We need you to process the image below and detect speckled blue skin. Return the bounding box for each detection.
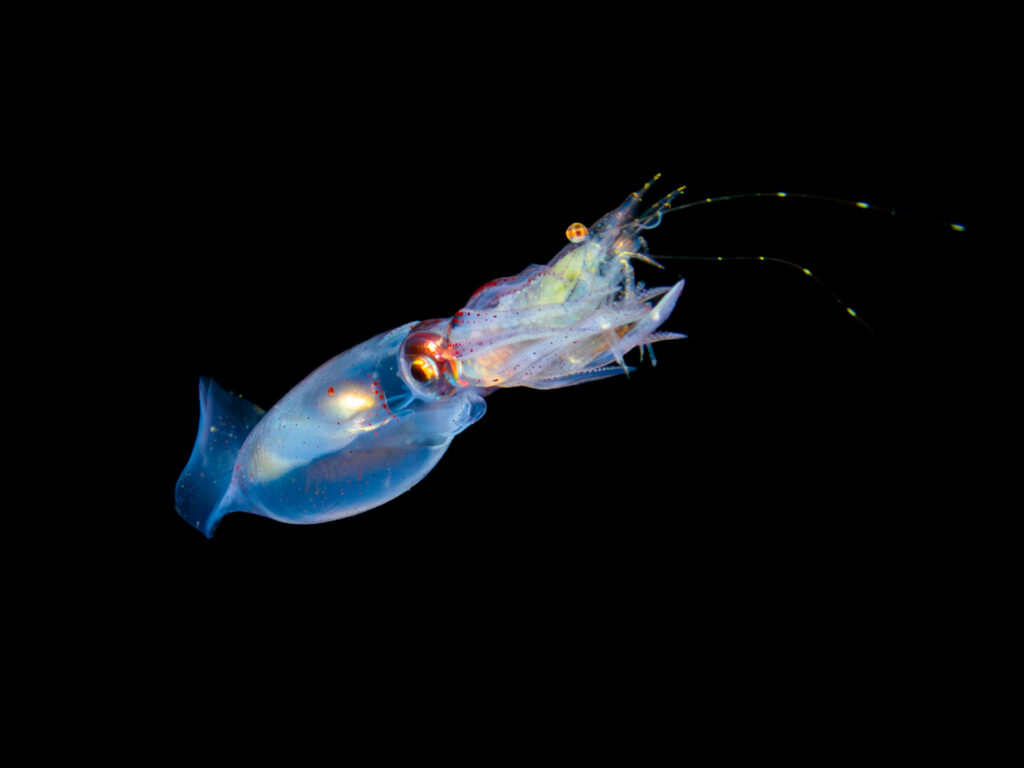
[175,324,486,537]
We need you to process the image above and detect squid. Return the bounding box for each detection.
[176,177,687,536]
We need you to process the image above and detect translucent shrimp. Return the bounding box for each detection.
[176,176,688,536]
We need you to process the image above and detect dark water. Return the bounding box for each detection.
[77,48,972,753]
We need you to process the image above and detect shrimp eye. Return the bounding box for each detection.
[399,331,459,400]
[565,222,589,243]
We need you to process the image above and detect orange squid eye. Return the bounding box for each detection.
[409,356,438,384]
[399,331,459,400]
[565,222,589,243]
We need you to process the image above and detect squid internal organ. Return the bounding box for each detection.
[176,178,686,536]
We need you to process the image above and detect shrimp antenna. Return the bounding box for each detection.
[654,253,873,331]
[662,191,967,233]
[647,188,967,332]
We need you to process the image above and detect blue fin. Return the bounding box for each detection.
[175,377,265,538]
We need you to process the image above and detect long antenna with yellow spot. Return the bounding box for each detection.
[647,188,967,332]
[656,253,871,330]
[664,191,967,233]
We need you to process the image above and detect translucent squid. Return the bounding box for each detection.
[176,177,687,537]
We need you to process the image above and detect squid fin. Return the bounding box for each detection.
[175,377,265,538]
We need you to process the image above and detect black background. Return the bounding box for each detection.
[144,163,968,573]
[137,114,969,573]
[73,20,975,754]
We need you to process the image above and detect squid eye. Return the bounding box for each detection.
[565,222,589,243]
[399,331,459,400]
[409,356,439,384]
